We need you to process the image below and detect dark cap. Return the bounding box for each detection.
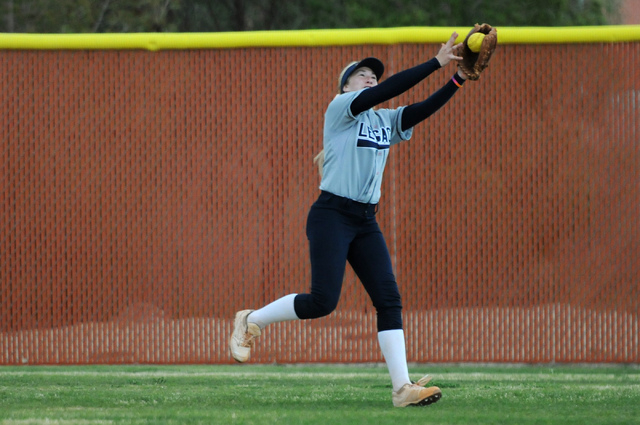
[339,57,384,93]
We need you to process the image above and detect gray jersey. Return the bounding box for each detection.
[320,89,413,204]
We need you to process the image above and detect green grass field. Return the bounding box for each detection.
[1,364,639,424]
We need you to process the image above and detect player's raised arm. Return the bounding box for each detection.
[349,32,462,116]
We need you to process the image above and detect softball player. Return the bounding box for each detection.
[230,32,466,407]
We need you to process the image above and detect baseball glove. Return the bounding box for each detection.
[453,23,498,81]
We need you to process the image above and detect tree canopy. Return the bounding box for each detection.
[1,0,623,33]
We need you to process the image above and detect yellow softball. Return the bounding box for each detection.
[467,32,485,53]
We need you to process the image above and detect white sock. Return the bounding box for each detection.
[247,294,299,329]
[378,329,412,392]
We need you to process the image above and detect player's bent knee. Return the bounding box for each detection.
[293,293,338,320]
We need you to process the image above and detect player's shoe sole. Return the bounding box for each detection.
[229,309,261,363]
[406,389,442,406]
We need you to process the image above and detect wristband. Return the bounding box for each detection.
[451,74,464,88]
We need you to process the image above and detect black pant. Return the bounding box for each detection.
[293,191,403,331]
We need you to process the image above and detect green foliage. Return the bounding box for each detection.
[99,0,183,32]
[0,0,623,33]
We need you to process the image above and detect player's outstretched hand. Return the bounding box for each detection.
[435,32,463,67]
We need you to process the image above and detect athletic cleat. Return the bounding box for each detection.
[392,375,442,407]
[229,309,261,363]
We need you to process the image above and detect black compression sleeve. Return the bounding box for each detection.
[350,58,442,116]
[400,73,465,131]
